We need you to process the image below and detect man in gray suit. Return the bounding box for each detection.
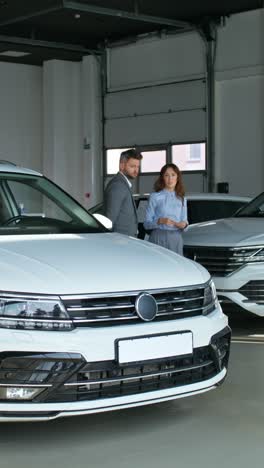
[104,148,143,237]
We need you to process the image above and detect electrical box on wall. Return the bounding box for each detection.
[217,182,229,193]
[83,137,90,150]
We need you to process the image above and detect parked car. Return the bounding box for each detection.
[90,193,251,239]
[183,191,264,317]
[0,162,230,421]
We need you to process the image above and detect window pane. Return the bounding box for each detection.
[106,148,129,174]
[106,148,166,174]
[141,150,166,173]
[172,143,206,171]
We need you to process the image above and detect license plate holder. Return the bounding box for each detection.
[116,331,193,364]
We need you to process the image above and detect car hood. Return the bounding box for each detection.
[0,233,209,295]
[183,217,264,247]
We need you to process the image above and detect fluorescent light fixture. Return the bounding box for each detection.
[0,50,31,57]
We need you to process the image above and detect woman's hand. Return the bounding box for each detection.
[158,218,188,229]
[158,217,175,226]
[175,221,188,230]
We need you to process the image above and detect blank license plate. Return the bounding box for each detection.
[117,332,193,364]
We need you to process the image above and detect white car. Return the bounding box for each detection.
[183,192,264,316]
[0,162,230,421]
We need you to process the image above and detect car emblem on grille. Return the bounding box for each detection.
[135,293,157,322]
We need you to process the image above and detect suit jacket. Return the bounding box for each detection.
[104,172,138,237]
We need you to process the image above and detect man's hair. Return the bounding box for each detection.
[120,148,143,162]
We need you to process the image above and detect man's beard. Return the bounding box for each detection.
[124,171,135,180]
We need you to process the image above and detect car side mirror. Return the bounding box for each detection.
[93,213,113,230]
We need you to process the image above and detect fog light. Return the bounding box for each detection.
[0,386,43,400]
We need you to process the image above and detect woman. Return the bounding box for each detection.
[144,163,188,255]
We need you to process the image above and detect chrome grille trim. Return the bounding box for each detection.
[60,283,208,326]
[67,304,134,312]
[184,245,264,277]
[64,360,212,387]
[239,280,264,304]
[71,306,204,324]
[61,283,206,301]
[72,316,138,323]
[67,295,205,314]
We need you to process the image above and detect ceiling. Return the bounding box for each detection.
[0,0,262,66]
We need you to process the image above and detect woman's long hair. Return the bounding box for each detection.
[154,163,185,200]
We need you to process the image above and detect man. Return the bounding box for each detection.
[104,148,143,237]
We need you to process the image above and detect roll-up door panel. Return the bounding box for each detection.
[105,80,205,119]
[105,109,206,147]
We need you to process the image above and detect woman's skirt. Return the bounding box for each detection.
[149,229,183,255]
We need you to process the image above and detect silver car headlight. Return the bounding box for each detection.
[203,279,218,316]
[0,294,73,331]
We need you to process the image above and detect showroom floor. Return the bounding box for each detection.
[0,312,264,468]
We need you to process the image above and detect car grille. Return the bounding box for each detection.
[60,286,207,327]
[53,347,218,402]
[0,329,230,403]
[239,280,264,303]
[184,246,264,277]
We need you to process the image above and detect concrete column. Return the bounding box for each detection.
[81,55,103,209]
[43,59,83,202]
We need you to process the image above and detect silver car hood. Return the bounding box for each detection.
[183,217,264,247]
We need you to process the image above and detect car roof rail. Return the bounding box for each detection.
[0,160,17,166]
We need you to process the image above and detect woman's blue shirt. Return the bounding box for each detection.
[144,190,188,231]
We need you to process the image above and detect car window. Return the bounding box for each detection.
[88,202,104,215]
[187,200,247,224]
[0,173,106,235]
[235,192,264,217]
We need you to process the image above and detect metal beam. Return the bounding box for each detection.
[0,34,99,54]
[198,23,217,192]
[0,2,64,27]
[63,0,191,29]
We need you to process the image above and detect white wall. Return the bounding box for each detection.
[215,9,264,78]
[215,75,264,197]
[43,60,83,202]
[0,57,103,207]
[0,62,42,171]
[43,57,103,207]
[214,9,264,197]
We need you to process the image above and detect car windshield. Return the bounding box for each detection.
[234,192,264,218]
[0,172,106,235]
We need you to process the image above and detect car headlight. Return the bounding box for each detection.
[203,279,218,316]
[0,294,73,331]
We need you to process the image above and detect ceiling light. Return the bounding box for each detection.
[0,50,31,57]
[74,13,81,19]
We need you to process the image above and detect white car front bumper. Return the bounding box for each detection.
[0,306,230,421]
[214,263,264,316]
